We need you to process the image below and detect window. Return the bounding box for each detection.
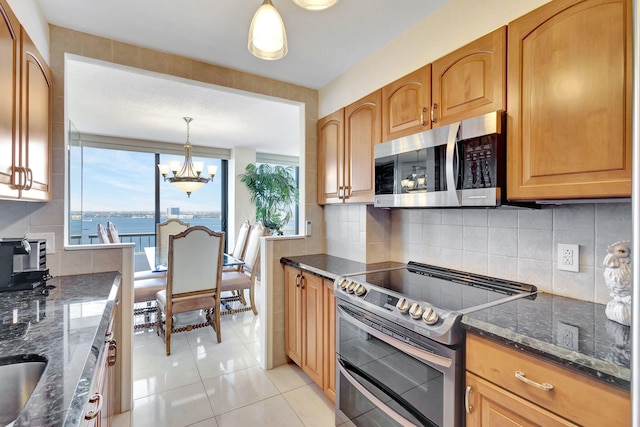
[68,123,227,272]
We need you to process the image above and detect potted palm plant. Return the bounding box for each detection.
[239,163,299,235]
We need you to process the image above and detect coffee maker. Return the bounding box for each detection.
[0,238,51,292]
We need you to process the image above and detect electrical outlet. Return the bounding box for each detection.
[557,243,579,272]
[556,322,579,351]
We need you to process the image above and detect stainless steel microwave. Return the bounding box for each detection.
[374,111,506,208]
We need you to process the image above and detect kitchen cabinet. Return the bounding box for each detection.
[465,333,630,427]
[318,91,380,204]
[322,279,336,401]
[0,0,52,201]
[381,65,431,141]
[284,266,336,401]
[284,266,324,386]
[507,0,632,200]
[0,0,20,199]
[81,305,119,427]
[317,109,344,204]
[431,26,506,127]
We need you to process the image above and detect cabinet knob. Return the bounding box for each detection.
[108,338,118,366]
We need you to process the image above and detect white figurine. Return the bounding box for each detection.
[603,240,632,326]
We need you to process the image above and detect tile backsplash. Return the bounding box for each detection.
[325,202,632,304]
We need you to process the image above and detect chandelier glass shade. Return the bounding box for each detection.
[248,0,288,60]
[292,0,338,10]
[157,117,217,197]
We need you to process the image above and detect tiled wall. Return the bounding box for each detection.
[325,202,632,304]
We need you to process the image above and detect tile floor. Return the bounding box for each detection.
[114,295,339,427]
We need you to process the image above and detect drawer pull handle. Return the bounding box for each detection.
[515,370,554,391]
[465,386,473,414]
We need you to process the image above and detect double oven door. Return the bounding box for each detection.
[336,300,462,427]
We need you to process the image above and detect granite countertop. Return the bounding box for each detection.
[280,254,630,391]
[461,292,631,391]
[0,272,121,426]
[280,254,405,280]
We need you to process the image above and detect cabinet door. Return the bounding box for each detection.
[344,90,380,204]
[507,0,632,200]
[0,0,20,199]
[381,65,431,141]
[301,272,323,386]
[19,29,52,201]
[432,26,506,126]
[322,279,336,402]
[317,109,344,204]
[465,372,577,427]
[284,266,302,365]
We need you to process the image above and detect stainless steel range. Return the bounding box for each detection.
[334,261,537,427]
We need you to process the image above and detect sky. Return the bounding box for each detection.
[70,146,223,213]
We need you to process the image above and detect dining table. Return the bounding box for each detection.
[143,246,244,272]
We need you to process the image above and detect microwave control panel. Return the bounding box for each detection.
[459,135,498,190]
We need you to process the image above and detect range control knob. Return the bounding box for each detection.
[396,298,410,314]
[347,281,358,294]
[336,278,348,290]
[354,283,367,297]
[422,307,439,325]
[409,303,424,320]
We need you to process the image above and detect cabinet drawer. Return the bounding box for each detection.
[466,333,630,426]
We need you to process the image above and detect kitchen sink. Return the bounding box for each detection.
[0,354,47,426]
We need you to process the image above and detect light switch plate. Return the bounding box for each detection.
[26,232,55,254]
[305,220,312,237]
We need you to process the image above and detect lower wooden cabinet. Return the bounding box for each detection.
[465,333,630,427]
[284,265,336,401]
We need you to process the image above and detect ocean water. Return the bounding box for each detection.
[70,216,222,245]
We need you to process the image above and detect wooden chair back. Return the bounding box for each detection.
[167,226,224,297]
[231,220,251,260]
[107,221,120,243]
[157,219,190,266]
[97,223,110,244]
[241,221,265,278]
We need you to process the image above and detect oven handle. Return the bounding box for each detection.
[338,362,419,427]
[337,305,452,368]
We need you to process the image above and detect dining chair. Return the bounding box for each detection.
[223,219,251,272]
[133,219,191,329]
[220,221,265,316]
[106,221,120,243]
[155,226,225,355]
[97,224,110,244]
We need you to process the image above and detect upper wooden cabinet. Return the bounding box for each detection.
[507,0,632,200]
[381,65,431,141]
[431,26,506,127]
[0,0,20,199]
[318,91,380,204]
[0,0,52,202]
[317,109,344,204]
[19,29,52,201]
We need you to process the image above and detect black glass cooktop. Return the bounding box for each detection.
[346,262,537,314]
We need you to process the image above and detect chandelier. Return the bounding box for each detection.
[157,117,218,197]
[248,0,338,60]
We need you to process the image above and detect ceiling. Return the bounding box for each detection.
[38,0,448,156]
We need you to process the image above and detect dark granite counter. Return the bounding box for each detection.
[461,292,630,391]
[280,254,630,392]
[0,272,120,426]
[280,254,404,280]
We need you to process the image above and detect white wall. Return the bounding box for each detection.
[6,0,50,64]
[318,0,551,117]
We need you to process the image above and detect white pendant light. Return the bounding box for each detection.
[292,0,338,11]
[248,0,288,60]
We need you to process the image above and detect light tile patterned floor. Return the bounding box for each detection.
[114,295,337,427]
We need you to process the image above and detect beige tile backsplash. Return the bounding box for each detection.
[325,202,632,304]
